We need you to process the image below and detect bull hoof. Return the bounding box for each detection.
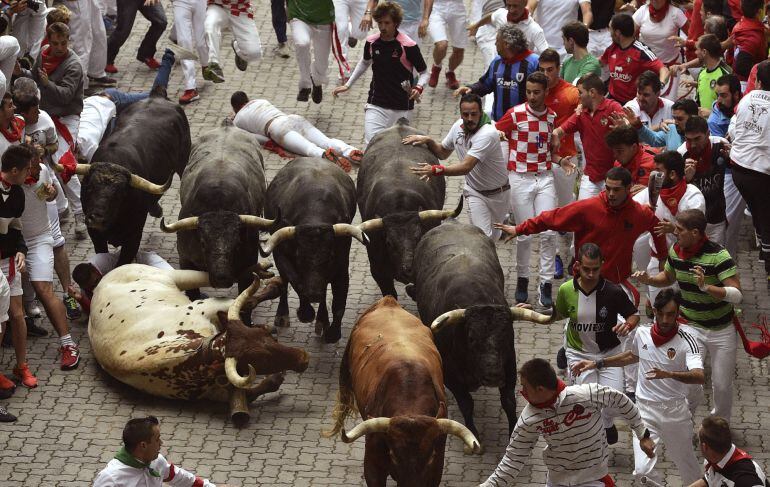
[322,325,341,343]
[274,314,290,328]
[297,304,315,323]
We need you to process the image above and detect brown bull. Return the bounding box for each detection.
[325,297,480,487]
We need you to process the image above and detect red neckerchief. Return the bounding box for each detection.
[0,174,14,189]
[686,139,712,175]
[651,320,679,347]
[707,447,752,472]
[0,117,24,143]
[649,0,670,23]
[41,45,66,76]
[659,178,687,215]
[521,379,566,409]
[501,49,533,65]
[507,8,529,23]
[674,234,708,260]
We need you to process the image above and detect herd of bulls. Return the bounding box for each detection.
[79,95,553,486]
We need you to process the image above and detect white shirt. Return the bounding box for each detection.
[93,454,215,487]
[533,0,589,53]
[728,90,770,175]
[490,9,549,54]
[20,164,54,239]
[78,96,117,162]
[25,110,58,149]
[632,4,687,63]
[633,183,705,248]
[233,99,286,136]
[632,324,703,403]
[442,120,509,192]
[624,96,675,128]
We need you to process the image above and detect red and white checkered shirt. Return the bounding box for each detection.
[495,103,556,173]
[207,0,253,19]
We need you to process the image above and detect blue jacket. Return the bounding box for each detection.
[707,101,731,138]
[638,123,684,151]
[469,53,540,121]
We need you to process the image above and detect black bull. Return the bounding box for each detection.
[81,96,191,266]
[412,220,552,439]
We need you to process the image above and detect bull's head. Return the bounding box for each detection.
[259,223,368,303]
[359,197,463,283]
[161,212,274,288]
[431,305,553,388]
[341,415,480,486]
[63,162,172,231]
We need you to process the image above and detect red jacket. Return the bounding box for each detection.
[614,145,658,186]
[515,191,668,283]
[729,17,768,79]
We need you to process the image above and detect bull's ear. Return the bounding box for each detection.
[216,311,228,332]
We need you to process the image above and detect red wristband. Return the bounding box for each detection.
[431,164,445,175]
[414,85,424,94]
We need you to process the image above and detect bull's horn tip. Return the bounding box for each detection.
[340,429,353,443]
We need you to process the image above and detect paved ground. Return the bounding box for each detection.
[1,2,770,486]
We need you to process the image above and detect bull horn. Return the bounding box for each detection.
[129,173,173,195]
[259,226,296,256]
[332,223,370,246]
[160,216,199,233]
[239,215,275,228]
[224,357,258,389]
[53,162,91,175]
[509,307,555,324]
[436,418,482,455]
[430,309,466,334]
[228,275,262,321]
[340,417,391,443]
[418,196,464,222]
[357,217,384,234]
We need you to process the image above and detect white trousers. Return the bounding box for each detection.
[633,399,702,486]
[428,4,468,49]
[566,345,624,429]
[553,160,578,207]
[688,324,737,421]
[204,5,262,66]
[53,114,83,216]
[578,174,605,200]
[174,0,209,90]
[464,186,509,240]
[67,0,108,80]
[268,114,356,158]
[11,7,46,60]
[476,25,497,117]
[291,19,331,89]
[399,21,420,44]
[724,171,747,259]
[333,0,367,67]
[706,221,726,246]
[364,104,412,144]
[0,36,19,99]
[588,29,612,80]
[509,171,556,282]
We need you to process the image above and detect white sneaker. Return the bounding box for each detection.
[25,302,41,318]
[74,213,87,240]
[275,43,291,59]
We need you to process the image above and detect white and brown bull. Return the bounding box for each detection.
[88,264,309,425]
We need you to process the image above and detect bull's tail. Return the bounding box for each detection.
[322,338,357,438]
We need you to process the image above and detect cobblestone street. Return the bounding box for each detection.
[1,1,769,485]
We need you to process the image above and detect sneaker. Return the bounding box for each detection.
[311,84,323,104]
[347,149,364,164]
[179,89,200,104]
[88,76,117,87]
[556,347,567,370]
[25,301,41,318]
[539,282,553,308]
[63,295,82,321]
[74,213,87,240]
[297,88,311,102]
[515,277,529,304]
[202,63,225,83]
[139,57,161,70]
[275,42,291,59]
[428,65,441,88]
[232,40,247,71]
[605,425,618,445]
[554,254,564,279]
[60,344,80,370]
[348,37,358,48]
[0,405,16,422]
[0,374,15,399]
[445,71,460,90]
[105,63,118,74]
[25,317,48,338]
[13,363,37,388]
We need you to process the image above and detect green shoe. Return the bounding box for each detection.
[63,295,82,321]
[202,63,225,83]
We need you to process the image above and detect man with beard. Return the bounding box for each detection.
[406,93,509,240]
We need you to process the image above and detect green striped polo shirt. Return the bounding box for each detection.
[664,241,737,329]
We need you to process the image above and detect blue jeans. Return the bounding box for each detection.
[271,0,288,43]
[103,49,174,110]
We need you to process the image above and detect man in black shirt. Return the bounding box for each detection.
[584,0,616,60]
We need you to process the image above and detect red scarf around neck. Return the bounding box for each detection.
[651,320,679,347]
[502,49,534,65]
[674,234,708,260]
[41,45,66,76]
[686,140,712,175]
[659,179,687,215]
[0,116,24,144]
[649,0,670,23]
[507,7,529,23]
[707,447,752,472]
[522,379,566,409]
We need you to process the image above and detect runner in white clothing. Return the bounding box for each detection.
[573,288,705,487]
[480,358,654,487]
[467,0,549,55]
[204,0,263,81]
[405,93,510,240]
[623,71,675,129]
[426,0,467,90]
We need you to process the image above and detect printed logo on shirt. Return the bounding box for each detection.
[742,104,768,134]
[599,306,608,319]
[564,404,592,426]
[392,49,401,58]
[497,78,522,89]
[516,72,525,82]
[600,117,608,126]
[538,418,560,435]
[667,347,677,359]
[642,344,648,350]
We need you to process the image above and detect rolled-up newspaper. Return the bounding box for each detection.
[647,170,664,210]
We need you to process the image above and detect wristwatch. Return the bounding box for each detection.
[595,358,605,369]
